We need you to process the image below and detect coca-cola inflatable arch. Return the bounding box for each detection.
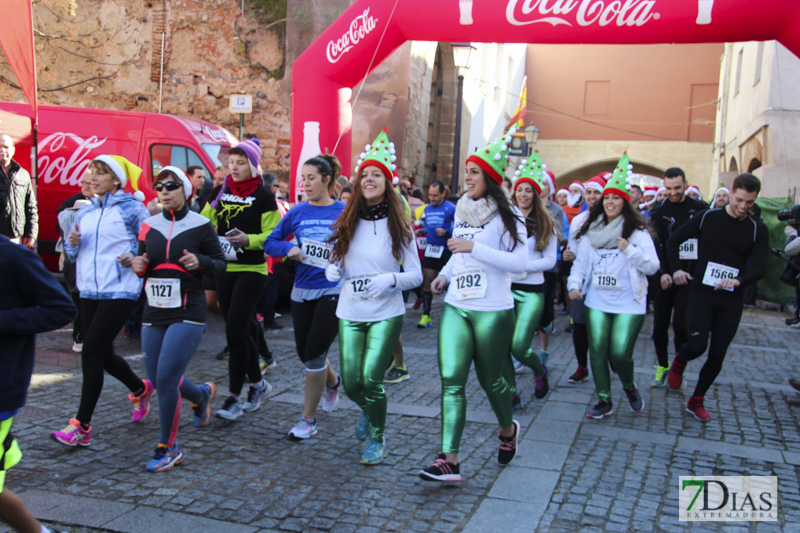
[290,0,800,200]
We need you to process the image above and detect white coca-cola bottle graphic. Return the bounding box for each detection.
[296,121,321,203]
[459,0,473,25]
[696,0,714,24]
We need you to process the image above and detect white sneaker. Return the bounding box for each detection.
[513,359,524,374]
[322,374,341,412]
[72,342,83,353]
[215,396,244,420]
[242,379,272,412]
[288,416,318,440]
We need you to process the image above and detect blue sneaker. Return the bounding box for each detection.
[361,438,387,465]
[355,411,370,441]
[146,444,183,472]
[192,382,216,428]
[513,359,524,373]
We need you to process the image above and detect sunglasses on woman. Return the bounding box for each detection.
[154,181,182,192]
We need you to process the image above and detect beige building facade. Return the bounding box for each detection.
[714,41,800,200]
[525,43,723,197]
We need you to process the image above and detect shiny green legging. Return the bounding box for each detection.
[338,316,404,441]
[585,306,645,403]
[438,303,515,454]
[504,289,546,394]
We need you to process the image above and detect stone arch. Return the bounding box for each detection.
[743,136,764,173]
[729,157,739,174]
[556,159,665,190]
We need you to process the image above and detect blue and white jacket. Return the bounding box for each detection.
[65,190,149,300]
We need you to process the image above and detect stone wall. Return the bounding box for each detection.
[2,0,290,171]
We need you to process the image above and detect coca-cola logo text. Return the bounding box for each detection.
[203,125,228,143]
[38,132,108,187]
[506,0,659,27]
[326,8,378,64]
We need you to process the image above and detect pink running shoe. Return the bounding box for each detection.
[129,379,154,422]
[51,418,91,447]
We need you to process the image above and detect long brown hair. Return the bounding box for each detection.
[512,184,555,252]
[329,170,413,262]
[577,193,650,240]
[481,172,524,250]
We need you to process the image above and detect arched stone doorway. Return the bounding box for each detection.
[556,159,665,190]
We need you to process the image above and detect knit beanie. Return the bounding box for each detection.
[465,128,516,185]
[236,138,263,178]
[355,127,397,182]
[93,154,145,201]
[602,152,633,202]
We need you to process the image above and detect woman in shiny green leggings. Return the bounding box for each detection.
[584,307,644,404]
[338,316,404,443]
[504,289,547,400]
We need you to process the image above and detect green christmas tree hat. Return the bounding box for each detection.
[602,151,633,202]
[355,127,397,182]
[512,149,546,194]
[466,128,517,184]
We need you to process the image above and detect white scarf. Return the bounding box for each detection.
[587,215,624,249]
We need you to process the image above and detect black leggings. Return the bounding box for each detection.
[291,295,340,370]
[77,299,145,425]
[541,271,558,329]
[676,287,743,398]
[652,285,690,367]
[217,270,268,395]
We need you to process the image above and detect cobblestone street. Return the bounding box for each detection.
[8,297,800,532]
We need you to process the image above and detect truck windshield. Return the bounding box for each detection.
[151,144,211,177]
[203,143,230,168]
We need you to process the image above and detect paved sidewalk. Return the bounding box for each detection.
[7,297,800,532]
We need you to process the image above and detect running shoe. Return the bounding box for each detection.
[513,359,524,374]
[256,313,264,323]
[667,357,687,390]
[686,396,711,422]
[568,365,589,383]
[260,355,277,373]
[191,382,216,428]
[538,351,550,367]
[361,438,387,465]
[413,298,423,310]
[588,400,613,419]
[511,394,522,411]
[243,379,272,412]
[72,342,82,353]
[146,444,184,472]
[533,365,549,399]
[215,345,230,360]
[652,364,670,387]
[216,395,244,420]
[624,386,645,412]
[51,419,91,447]
[322,373,341,412]
[419,453,461,482]
[288,416,319,440]
[355,411,370,441]
[384,365,409,383]
[417,315,432,329]
[498,419,520,466]
[129,379,154,423]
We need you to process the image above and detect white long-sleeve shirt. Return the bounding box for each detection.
[567,227,659,315]
[440,212,528,311]
[516,232,557,286]
[335,217,422,322]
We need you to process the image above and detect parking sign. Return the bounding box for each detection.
[229,95,253,114]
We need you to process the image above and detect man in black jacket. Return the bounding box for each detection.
[0,134,38,249]
[648,167,707,387]
[0,235,75,532]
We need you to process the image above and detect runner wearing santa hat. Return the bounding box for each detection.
[686,185,703,203]
[563,173,606,384]
[564,181,586,224]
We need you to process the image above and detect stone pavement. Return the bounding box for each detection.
[7,296,800,532]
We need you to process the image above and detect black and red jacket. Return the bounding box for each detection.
[137,205,225,326]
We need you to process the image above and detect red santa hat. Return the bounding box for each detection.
[544,170,556,196]
[643,186,658,198]
[556,188,568,197]
[686,185,702,199]
[585,174,607,193]
[569,181,585,194]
